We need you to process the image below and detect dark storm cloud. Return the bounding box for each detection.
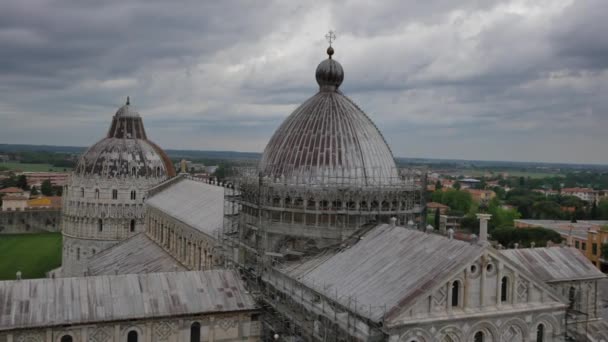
[0,0,607,163]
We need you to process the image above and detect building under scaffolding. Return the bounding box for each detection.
[219,43,603,342]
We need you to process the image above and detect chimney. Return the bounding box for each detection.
[390,217,397,227]
[16,271,22,280]
[530,242,536,248]
[475,213,492,244]
[447,228,454,240]
[514,243,519,249]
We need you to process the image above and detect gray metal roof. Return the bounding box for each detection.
[274,224,484,322]
[0,270,255,331]
[87,233,187,276]
[259,50,399,187]
[500,247,606,282]
[146,178,224,239]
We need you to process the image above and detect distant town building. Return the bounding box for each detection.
[465,188,496,204]
[514,219,608,272]
[427,201,450,214]
[1,195,28,211]
[459,178,481,189]
[22,172,69,187]
[561,187,606,203]
[0,187,27,197]
[27,196,62,209]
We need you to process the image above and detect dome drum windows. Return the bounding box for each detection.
[112,189,118,199]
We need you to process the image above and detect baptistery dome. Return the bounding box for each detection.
[61,98,175,277]
[74,98,176,178]
[259,47,398,186]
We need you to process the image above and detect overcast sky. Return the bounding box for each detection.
[1,0,607,164]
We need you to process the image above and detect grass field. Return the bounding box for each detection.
[0,233,62,280]
[0,161,71,172]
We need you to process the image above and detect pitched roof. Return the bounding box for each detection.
[426,201,449,209]
[500,247,606,282]
[274,224,484,322]
[0,187,24,194]
[87,233,187,276]
[146,178,224,239]
[0,270,256,331]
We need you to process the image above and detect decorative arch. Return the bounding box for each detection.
[399,328,433,342]
[465,321,499,342]
[533,313,561,336]
[58,334,73,342]
[437,325,464,342]
[499,318,528,342]
[123,326,143,342]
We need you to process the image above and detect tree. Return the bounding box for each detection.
[435,180,442,191]
[491,227,563,248]
[16,175,28,190]
[41,179,53,196]
[453,181,461,190]
[434,208,440,230]
[598,199,608,220]
[432,189,473,213]
[590,201,598,220]
[487,198,521,230]
[30,186,39,196]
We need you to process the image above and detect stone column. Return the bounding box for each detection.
[476,213,492,244]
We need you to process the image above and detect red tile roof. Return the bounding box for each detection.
[0,187,24,194]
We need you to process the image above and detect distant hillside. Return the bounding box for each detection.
[0,144,261,162]
[1,144,607,170]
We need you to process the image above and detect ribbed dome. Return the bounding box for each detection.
[259,49,398,186]
[75,99,176,178]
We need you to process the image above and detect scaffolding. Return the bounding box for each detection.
[221,165,427,341]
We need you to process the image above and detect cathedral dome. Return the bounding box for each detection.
[74,98,176,178]
[259,48,398,186]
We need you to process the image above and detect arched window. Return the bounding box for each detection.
[60,335,73,342]
[190,322,201,342]
[77,248,80,261]
[130,219,136,232]
[127,331,138,342]
[451,281,460,307]
[131,167,136,177]
[131,190,136,200]
[474,331,484,342]
[112,189,118,199]
[536,324,544,342]
[569,286,576,309]
[156,166,161,177]
[95,189,100,199]
[98,219,103,232]
[80,188,84,197]
[501,276,509,303]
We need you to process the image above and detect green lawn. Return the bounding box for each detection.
[0,161,71,172]
[0,233,62,280]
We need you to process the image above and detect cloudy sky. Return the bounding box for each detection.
[0,0,607,164]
